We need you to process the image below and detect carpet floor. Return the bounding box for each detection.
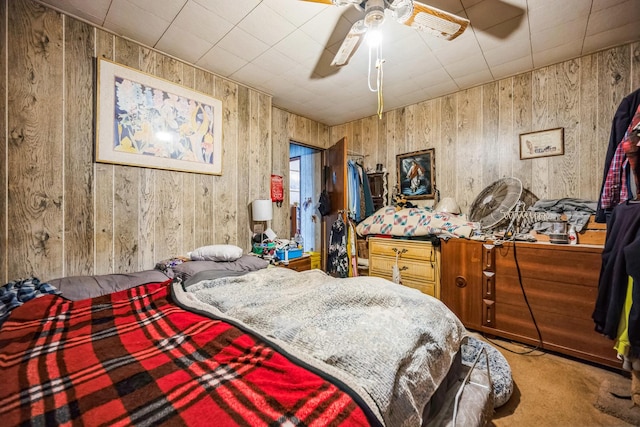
[471,335,635,426]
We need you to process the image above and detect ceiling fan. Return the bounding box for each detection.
[303,0,470,67]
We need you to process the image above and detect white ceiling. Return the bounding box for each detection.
[37,0,640,126]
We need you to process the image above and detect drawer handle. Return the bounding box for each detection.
[399,266,409,272]
[392,248,408,255]
[455,276,467,288]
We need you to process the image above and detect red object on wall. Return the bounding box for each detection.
[271,174,284,206]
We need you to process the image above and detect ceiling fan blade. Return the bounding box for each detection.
[401,1,469,41]
[298,0,334,4]
[330,19,367,67]
[298,0,363,6]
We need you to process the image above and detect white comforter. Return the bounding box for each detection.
[173,267,466,427]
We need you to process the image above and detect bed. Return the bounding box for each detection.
[0,254,493,426]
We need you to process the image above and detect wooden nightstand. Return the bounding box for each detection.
[276,255,311,272]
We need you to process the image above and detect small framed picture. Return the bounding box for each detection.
[396,148,436,200]
[519,127,564,160]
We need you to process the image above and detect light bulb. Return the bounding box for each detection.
[367,29,382,47]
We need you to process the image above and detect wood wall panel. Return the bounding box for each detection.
[0,0,6,279]
[271,108,289,239]
[193,69,215,248]
[483,81,500,186]
[327,42,638,214]
[154,58,184,261]
[63,16,93,277]
[93,29,114,275]
[271,107,328,240]
[2,0,638,281]
[512,73,532,191]
[1,1,280,280]
[112,39,141,272]
[7,0,64,278]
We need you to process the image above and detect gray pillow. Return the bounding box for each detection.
[170,255,269,280]
[183,269,251,288]
[48,270,171,301]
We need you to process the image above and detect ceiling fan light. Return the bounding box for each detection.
[367,28,383,47]
[364,9,385,28]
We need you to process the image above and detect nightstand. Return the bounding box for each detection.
[276,254,311,272]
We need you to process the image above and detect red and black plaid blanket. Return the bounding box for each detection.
[0,281,372,426]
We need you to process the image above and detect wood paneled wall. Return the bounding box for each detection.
[2,0,639,283]
[271,107,329,245]
[0,0,279,282]
[330,42,640,215]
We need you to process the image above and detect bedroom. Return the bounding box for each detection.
[1,0,639,425]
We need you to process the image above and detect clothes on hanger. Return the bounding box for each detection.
[359,163,375,218]
[347,161,361,222]
[593,202,640,355]
[596,88,640,223]
[327,214,348,278]
[346,160,376,223]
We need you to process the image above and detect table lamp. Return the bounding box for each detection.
[252,199,276,240]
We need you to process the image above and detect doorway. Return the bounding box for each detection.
[289,142,321,253]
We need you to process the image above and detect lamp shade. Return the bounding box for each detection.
[252,199,273,221]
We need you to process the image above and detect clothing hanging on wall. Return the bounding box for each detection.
[596,87,640,223]
[347,161,361,222]
[327,215,349,278]
[359,163,375,218]
[592,202,640,358]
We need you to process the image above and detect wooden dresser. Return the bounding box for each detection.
[368,237,440,298]
[440,238,620,369]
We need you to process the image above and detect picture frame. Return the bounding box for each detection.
[96,58,223,175]
[519,127,564,160]
[396,148,436,200]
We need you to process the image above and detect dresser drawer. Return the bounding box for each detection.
[369,256,435,282]
[372,270,437,298]
[369,238,435,261]
[368,237,440,299]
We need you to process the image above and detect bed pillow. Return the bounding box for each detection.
[48,270,171,301]
[183,269,251,288]
[171,255,269,280]
[188,244,243,261]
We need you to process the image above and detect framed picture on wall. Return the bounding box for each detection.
[396,148,436,200]
[519,127,564,160]
[95,58,223,175]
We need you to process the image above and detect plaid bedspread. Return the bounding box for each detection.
[0,281,371,426]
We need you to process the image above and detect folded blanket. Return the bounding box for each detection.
[356,206,477,239]
[0,277,60,328]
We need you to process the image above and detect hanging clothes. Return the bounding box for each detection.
[347,161,361,222]
[327,215,349,278]
[596,88,640,222]
[346,218,359,277]
[359,163,375,218]
[592,202,640,354]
